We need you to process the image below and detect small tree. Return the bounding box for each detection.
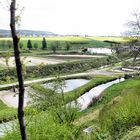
[19,42,24,49]
[42,37,47,49]
[126,10,140,35]
[27,39,32,50]
[2,49,12,70]
[55,41,60,49]
[1,40,6,50]
[124,11,140,65]
[7,40,13,49]
[65,41,71,51]
[51,42,57,53]
[33,42,38,49]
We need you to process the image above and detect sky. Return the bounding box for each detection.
[0,0,140,36]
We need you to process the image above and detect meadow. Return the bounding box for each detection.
[1,35,140,139]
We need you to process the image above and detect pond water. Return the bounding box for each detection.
[68,78,125,111]
[43,79,90,92]
[87,48,112,55]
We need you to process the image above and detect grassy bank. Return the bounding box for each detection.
[0,100,16,123]
[80,77,140,139]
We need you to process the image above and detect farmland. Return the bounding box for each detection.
[0,35,140,140]
[0,36,123,51]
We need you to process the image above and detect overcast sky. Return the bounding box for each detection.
[0,0,139,35]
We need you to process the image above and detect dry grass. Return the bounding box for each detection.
[74,108,101,126]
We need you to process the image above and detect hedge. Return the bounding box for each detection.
[0,56,118,82]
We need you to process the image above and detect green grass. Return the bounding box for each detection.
[85,77,140,139]
[0,36,120,51]
[121,126,140,140]
[87,36,125,42]
[0,100,16,123]
[1,110,82,140]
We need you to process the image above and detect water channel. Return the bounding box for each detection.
[68,78,125,111]
[0,78,124,137]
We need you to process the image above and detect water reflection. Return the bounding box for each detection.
[87,48,112,55]
[43,79,89,92]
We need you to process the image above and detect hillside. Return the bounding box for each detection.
[0,29,56,37]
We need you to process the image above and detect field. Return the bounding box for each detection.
[0,56,66,67]
[0,35,140,139]
[0,54,105,70]
[0,36,124,51]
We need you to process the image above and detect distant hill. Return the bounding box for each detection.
[0,29,56,37]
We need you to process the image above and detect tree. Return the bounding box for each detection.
[7,40,13,49]
[1,40,6,50]
[129,39,140,66]
[33,42,38,49]
[55,41,60,49]
[65,41,71,51]
[126,10,140,35]
[51,42,57,53]
[2,49,11,70]
[124,11,140,65]
[27,39,32,50]
[19,42,24,49]
[10,0,27,140]
[42,37,47,49]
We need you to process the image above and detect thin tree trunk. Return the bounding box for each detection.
[10,0,27,140]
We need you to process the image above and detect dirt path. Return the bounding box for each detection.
[0,69,117,90]
[0,87,31,108]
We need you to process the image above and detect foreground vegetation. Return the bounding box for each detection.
[0,75,113,140]
[0,100,16,123]
[0,75,115,122]
[81,77,140,140]
[1,76,140,139]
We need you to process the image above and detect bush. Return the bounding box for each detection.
[2,111,82,140]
